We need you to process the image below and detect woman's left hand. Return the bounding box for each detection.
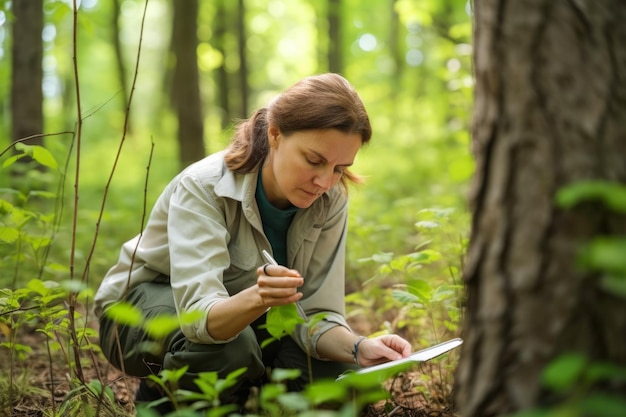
[355,335,412,367]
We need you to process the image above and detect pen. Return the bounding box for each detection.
[262,250,308,321]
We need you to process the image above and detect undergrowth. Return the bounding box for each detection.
[0,2,468,416]
[0,150,466,416]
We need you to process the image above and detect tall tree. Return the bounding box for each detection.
[456,1,626,416]
[236,0,249,118]
[111,0,131,133]
[327,0,343,74]
[171,0,205,168]
[11,0,44,161]
[214,0,231,129]
[388,0,403,105]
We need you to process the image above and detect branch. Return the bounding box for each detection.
[0,131,74,159]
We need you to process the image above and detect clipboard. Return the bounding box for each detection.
[337,337,463,380]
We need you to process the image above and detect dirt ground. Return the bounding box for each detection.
[3,324,458,417]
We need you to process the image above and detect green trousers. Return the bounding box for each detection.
[98,280,356,399]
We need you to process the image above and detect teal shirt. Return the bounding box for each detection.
[256,174,298,266]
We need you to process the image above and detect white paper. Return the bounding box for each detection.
[350,337,463,375]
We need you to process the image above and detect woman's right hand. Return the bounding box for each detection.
[256,264,304,307]
[205,265,303,340]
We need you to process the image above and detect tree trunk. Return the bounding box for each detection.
[388,0,402,105]
[456,1,626,416]
[327,0,342,74]
[171,0,205,168]
[111,0,131,133]
[236,0,249,118]
[11,0,44,150]
[214,0,231,129]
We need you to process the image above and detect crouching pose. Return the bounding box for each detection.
[94,73,412,411]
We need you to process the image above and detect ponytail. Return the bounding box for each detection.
[224,108,269,173]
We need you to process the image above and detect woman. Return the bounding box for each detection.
[95,73,412,409]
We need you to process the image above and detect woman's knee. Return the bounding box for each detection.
[164,326,265,381]
[98,281,177,377]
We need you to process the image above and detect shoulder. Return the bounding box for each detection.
[183,151,227,181]
[172,151,253,203]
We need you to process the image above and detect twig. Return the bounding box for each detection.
[67,0,85,385]
[82,2,151,414]
[0,131,74,159]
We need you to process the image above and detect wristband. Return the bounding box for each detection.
[351,336,367,365]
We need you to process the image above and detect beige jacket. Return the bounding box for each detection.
[93,150,351,359]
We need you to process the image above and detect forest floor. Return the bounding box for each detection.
[3,320,458,417]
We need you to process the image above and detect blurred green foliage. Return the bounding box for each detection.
[0,0,472,414]
[1,0,473,292]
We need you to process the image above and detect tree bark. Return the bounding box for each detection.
[214,0,231,129]
[236,0,249,118]
[11,0,44,149]
[171,0,205,168]
[456,1,626,416]
[327,0,343,74]
[111,0,131,133]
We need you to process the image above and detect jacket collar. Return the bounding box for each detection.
[213,160,330,226]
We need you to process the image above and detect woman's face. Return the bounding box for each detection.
[262,127,362,209]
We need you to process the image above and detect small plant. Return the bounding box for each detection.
[0,370,49,415]
[348,207,466,410]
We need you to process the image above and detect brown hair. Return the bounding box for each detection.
[224,73,372,187]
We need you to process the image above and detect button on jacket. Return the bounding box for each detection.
[94,150,352,359]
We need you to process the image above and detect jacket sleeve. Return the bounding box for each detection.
[167,172,236,344]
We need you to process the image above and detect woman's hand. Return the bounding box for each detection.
[355,335,412,367]
[205,264,304,340]
[256,264,304,307]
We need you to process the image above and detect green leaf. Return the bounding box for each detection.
[104,302,143,327]
[582,237,626,274]
[270,368,301,383]
[29,190,57,199]
[2,153,23,168]
[304,380,347,405]
[432,284,461,302]
[0,198,15,215]
[87,379,115,403]
[61,280,87,294]
[31,146,58,169]
[556,181,626,213]
[404,278,434,305]
[0,226,19,243]
[265,304,302,339]
[392,289,420,304]
[407,249,442,264]
[10,143,57,169]
[27,279,55,296]
[24,235,52,251]
[372,252,394,264]
[542,353,587,392]
[143,314,180,339]
[260,335,278,349]
[277,392,309,411]
[159,365,188,384]
[415,220,440,230]
[179,309,204,326]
